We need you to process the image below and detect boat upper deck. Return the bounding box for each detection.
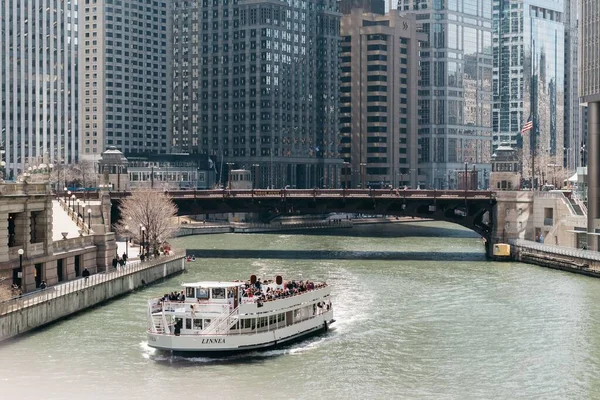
[154,276,328,308]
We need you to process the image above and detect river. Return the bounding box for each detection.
[2,221,600,399]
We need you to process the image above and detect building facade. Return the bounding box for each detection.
[340,9,422,188]
[171,0,341,189]
[580,0,600,250]
[397,0,493,190]
[0,0,79,178]
[492,0,571,189]
[78,0,171,158]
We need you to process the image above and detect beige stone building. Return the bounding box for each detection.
[0,180,116,300]
[340,10,423,188]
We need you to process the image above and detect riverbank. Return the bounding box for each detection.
[175,216,430,237]
[511,239,600,277]
[0,254,186,342]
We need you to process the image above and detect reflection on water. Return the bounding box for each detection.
[2,221,600,400]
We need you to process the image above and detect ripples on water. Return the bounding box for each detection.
[3,221,600,399]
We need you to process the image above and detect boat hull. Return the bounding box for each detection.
[147,311,334,355]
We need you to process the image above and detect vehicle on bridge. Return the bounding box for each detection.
[146,275,334,355]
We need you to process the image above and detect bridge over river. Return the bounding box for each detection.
[110,188,496,242]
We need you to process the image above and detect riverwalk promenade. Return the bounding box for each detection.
[0,253,185,342]
[511,239,600,277]
[175,216,425,236]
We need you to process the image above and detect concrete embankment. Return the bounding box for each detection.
[511,239,600,277]
[174,217,428,237]
[0,255,186,342]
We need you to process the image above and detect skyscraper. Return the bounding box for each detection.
[1,0,79,178]
[78,0,171,158]
[339,9,422,188]
[580,0,600,250]
[171,0,341,189]
[397,0,493,190]
[492,0,572,187]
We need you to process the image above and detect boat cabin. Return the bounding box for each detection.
[183,281,243,308]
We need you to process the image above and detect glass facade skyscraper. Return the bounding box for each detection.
[397,0,493,190]
[492,0,566,184]
[1,0,79,178]
[171,0,341,189]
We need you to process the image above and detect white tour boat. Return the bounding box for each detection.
[146,275,334,354]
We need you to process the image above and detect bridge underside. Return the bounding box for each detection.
[142,195,496,240]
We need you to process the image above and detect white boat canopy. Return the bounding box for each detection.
[182,281,244,288]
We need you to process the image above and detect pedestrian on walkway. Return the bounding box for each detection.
[122,252,128,263]
[82,268,90,283]
[112,257,118,269]
[40,280,47,290]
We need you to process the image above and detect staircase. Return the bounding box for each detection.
[203,307,239,335]
[567,197,585,216]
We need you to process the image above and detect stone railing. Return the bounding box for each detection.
[2,182,50,196]
[0,252,185,316]
[53,235,95,252]
[58,198,93,235]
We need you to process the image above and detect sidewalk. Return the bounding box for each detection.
[115,240,140,261]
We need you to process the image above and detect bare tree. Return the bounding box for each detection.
[68,160,97,189]
[113,189,178,255]
[50,163,75,189]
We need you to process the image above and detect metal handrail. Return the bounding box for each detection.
[0,253,185,316]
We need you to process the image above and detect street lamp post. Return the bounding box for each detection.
[226,162,234,189]
[124,224,129,259]
[464,162,468,191]
[70,194,76,210]
[252,164,259,189]
[76,199,80,219]
[87,208,92,227]
[342,162,349,189]
[360,163,366,189]
[141,226,146,259]
[17,248,24,288]
[66,190,71,204]
[63,187,68,202]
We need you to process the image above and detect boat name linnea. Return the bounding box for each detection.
[202,338,225,344]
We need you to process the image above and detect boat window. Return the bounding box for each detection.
[185,287,195,298]
[203,319,211,327]
[193,319,203,329]
[244,319,251,329]
[212,288,225,299]
[196,288,209,299]
[185,319,192,330]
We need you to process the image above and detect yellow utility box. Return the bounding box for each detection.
[492,243,511,258]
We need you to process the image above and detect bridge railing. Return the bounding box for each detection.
[120,188,496,200]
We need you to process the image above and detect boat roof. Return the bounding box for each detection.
[181,281,244,288]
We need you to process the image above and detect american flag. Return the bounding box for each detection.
[521,116,533,134]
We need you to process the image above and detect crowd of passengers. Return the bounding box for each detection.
[241,279,327,302]
[160,291,186,302]
[155,279,326,304]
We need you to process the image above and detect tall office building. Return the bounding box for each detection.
[493,0,578,187]
[564,0,580,172]
[397,0,493,190]
[171,0,341,189]
[1,1,79,178]
[580,0,600,249]
[78,0,171,159]
[339,9,422,188]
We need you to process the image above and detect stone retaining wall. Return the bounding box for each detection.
[0,256,185,342]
